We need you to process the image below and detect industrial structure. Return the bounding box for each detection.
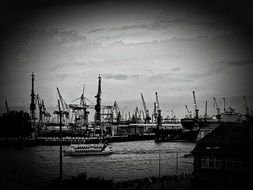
[95,74,102,125]
[213,97,221,121]
[140,93,151,123]
[30,72,36,121]
[20,72,251,142]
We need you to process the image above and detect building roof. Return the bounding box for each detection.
[192,122,252,154]
[199,122,249,145]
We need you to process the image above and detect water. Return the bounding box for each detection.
[0,140,194,188]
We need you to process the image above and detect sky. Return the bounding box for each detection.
[0,0,253,118]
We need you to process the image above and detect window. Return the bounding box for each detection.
[216,159,222,169]
[226,158,248,171]
[201,157,209,168]
[201,156,222,169]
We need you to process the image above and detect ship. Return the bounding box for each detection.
[154,108,199,142]
[181,96,248,142]
[63,141,113,156]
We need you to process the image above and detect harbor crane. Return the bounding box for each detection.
[131,106,142,123]
[95,74,102,125]
[223,97,226,112]
[36,94,51,123]
[140,93,151,123]
[135,106,139,118]
[113,101,121,122]
[155,92,160,110]
[30,72,36,121]
[152,92,160,122]
[72,84,93,106]
[192,91,199,119]
[141,110,145,120]
[152,102,157,122]
[5,100,9,113]
[55,87,70,123]
[185,105,192,118]
[167,106,176,119]
[56,88,69,113]
[36,94,43,122]
[243,96,249,116]
[71,84,92,124]
[204,101,207,121]
[41,99,51,122]
[213,97,221,121]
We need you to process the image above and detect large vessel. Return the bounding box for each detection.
[181,105,247,142]
[63,142,113,156]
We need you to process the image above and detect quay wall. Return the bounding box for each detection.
[0,134,155,147]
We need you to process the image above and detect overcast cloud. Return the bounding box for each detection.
[0,0,253,117]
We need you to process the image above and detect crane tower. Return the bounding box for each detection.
[192,91,199,119]
[140,93,151,123]
[30,72,36,121]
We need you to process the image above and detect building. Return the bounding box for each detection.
[192,118,253,190]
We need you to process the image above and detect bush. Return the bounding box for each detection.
[49,173,114,190]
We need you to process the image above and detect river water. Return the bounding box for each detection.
[0,140,194,189]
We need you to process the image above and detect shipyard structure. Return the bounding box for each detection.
[26,73,252,143]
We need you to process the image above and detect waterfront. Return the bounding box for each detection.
[0,140,194,189]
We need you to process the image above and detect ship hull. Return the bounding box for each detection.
[63,150,113,156]
[154,128,199,142]
[180,118,197,130]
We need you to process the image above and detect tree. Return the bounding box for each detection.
[0,110,33,137]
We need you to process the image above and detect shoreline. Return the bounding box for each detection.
[0,135,154,147]
[0,134,193,147]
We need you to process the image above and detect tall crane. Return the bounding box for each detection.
[30,72,36,121]
[71,84,92,124]
[5,100,9,114]
[204,101,207,120]
[56,88,68,111]
[243,96,249,116]
[113,101,121,122]
[41,99,51,122]
[140,93,151,123]
[35,94,51,123]
[223,97,226,112]
[56,87,70,121]
[192,91,199,119]
[36,94,43,122]
[185,105,192,118]
[128,111,131,120]
[152,102,157,122]
[155,92,160,110]
[213,97,221,121]
[152,92,160,122]
[95,74,102,125]
[134,106,139,118]
[72,84,93,106]
[167,106,176,119]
